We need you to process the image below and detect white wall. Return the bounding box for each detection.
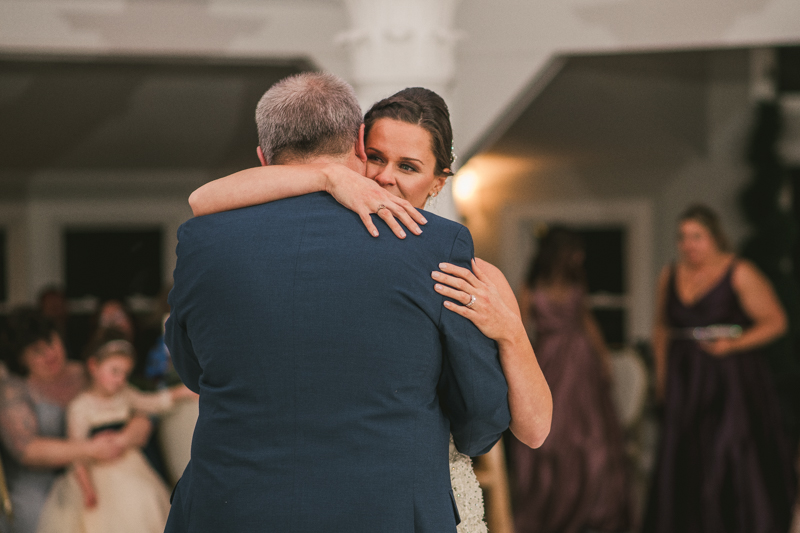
[453,0,800,156]
[1,0,798,305]
[653,51,754,274]
[1,0,798,155]
[454,50,759,343]
[2,172,197,304]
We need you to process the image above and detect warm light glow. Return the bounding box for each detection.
[453,170,479,202]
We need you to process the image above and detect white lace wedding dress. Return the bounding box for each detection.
[448,435,487,533]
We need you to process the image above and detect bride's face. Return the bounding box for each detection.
[365,118,447,210]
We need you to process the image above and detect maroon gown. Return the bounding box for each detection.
[510,287,631,533]
[642,262,796,533]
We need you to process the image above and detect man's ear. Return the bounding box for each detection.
[355,124,367,163]
[257,146,268,167]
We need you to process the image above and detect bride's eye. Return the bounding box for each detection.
[399,163,418,172]
[367,154,383,163]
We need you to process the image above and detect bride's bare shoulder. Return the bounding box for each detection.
[475,258,508,285]
[475,258,520,314]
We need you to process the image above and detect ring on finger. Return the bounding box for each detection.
[376,204,386,213]
[465,294,476,309]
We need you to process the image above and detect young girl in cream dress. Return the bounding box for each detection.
[37,333,196,533]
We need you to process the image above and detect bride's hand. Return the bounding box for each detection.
[432,259,520,342]
[323,163,427,239]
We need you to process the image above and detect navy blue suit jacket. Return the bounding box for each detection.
[165,192,510,532]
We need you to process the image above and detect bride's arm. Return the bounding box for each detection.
[432,259,552,449]
[189,164,426,239]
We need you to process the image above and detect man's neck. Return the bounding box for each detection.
[284,153,365,175]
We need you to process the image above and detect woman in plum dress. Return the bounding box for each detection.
[511,227,631,533]
[643,204,796,533]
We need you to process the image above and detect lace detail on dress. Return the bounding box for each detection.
[449,435,487,533]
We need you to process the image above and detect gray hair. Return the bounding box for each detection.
[255,72,363,165]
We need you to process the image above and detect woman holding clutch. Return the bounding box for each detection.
[643,204,795,533]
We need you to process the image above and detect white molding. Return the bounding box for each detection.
[338,0,461,109]
[25,196,192,303]
[501,198,654,342]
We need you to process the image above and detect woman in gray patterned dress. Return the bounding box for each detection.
[0,310,152,533]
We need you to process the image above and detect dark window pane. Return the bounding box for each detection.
[793,168,800,287]
[65,229,161,300]
[576,227,626,295]
[0,230,6,302]
[592,308,626,347]
[778,47,800,93]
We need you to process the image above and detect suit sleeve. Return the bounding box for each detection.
[165,224,203,394]
[438,226,511,456]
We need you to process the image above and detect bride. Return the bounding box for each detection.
[188,86,552,531]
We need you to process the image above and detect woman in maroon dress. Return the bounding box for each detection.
[511,227,631,533]
[644,204,796,533]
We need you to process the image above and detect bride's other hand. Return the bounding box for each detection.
[323,163,427,239]
[432,259,521,342]
[433,258,553,448]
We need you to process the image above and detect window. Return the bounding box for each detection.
[577,227,627,347]
[64,229,162,300]
[502,200,653,346]
[778,46,800,93]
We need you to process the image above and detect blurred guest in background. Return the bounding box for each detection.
[36,286,76,360]
[0,309,152,533]
[36,329,195,533]
[91,300,134,344]
[644,204,796,533]
[511,226,631,533]
[86,299,170,480]
[36,287,68,343]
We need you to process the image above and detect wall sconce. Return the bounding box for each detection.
[453,169,478,203]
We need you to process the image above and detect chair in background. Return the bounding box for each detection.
[473,438,514,533]
[609,346,651,525]
[609,347,648,431]
[158,399,199,485]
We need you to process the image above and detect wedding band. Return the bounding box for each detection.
[465,294,476,309]
[376,204,386,213]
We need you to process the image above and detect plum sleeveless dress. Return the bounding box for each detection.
[642,262,796,533]
[510,287,631,533]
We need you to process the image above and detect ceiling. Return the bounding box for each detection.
[472,48,751,196]
[0,55,308,194]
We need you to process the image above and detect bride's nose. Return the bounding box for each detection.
[372,166,395,187]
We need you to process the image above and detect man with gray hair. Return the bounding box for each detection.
[165,72,509,532]
[254,72,363,166]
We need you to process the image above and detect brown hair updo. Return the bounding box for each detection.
[364,88,455,176]
[525,226,587,289]
[679,203,730,252]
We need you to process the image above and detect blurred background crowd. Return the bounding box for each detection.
[1,0,800,532]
